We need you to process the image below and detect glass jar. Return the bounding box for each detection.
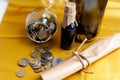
[69,0,108,41]
[26,8,58,43]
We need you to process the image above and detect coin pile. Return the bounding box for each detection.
[41,51,54,70]
[26,17,57,43]
[29,58,43,73]
[16,45,63,78]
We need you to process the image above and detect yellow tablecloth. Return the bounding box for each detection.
[0,0,120,80]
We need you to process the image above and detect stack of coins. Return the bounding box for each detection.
[41,51,54,70]
[29,58,43,73]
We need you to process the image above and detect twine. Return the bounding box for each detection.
[73,38,94,74]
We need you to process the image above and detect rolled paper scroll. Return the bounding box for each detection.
[40,33,120,80]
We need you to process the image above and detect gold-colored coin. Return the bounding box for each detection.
[47,29,53,34]
[44,62,52,70]
[30,50,40,58]
[43,45,51,51]
[33,66,45,73]
[38,30,48,39]
[35,45,46,54]
[35,45,43,51]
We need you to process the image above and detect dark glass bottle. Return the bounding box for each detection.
[69,0,108,41]
[60,2,76,50]
[61,23,76,50]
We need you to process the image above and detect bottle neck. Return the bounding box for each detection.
[62,13,76,28]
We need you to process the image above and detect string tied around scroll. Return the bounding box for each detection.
[73,38,94,74]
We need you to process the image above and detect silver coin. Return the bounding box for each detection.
[52,58,63,67]
[18,58,29,67]
[49,23,55,30]
[16,68,26,78]
[32,61,41,69]
[30,50,40,58]
[29,58,41,67]
[41,58,51,64]
[41,51,54,61]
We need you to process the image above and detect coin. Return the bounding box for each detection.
[41,59,51,66]
[33,68,41,73]
[29,58,40,67]
[30,50,40,58]
[52,58,63,67]
[39,66,45,72]
[35,45,46,54]
[47,29,53,34]
[33,66,45,73]
[41,51,54,61]
[32,61,41,69]
[49,23,55,30]
[43,45,50,51]
[30,33,36,40]
[38,30,48,39]
[16,68,26,78]
[18,58,29,67]
[35,45,43,51]
[44,62,52,70]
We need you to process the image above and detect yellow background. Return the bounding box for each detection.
[0,0,120,80]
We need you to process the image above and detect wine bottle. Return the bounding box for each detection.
[69,0,108,42]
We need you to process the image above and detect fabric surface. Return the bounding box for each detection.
[0,0,120,80]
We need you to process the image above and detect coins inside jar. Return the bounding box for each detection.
[26,8,58,43]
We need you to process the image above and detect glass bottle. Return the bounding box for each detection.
[26,8,58,43]
[60,2,76,50]
[69,0,108,41]
[26,0,58,43]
